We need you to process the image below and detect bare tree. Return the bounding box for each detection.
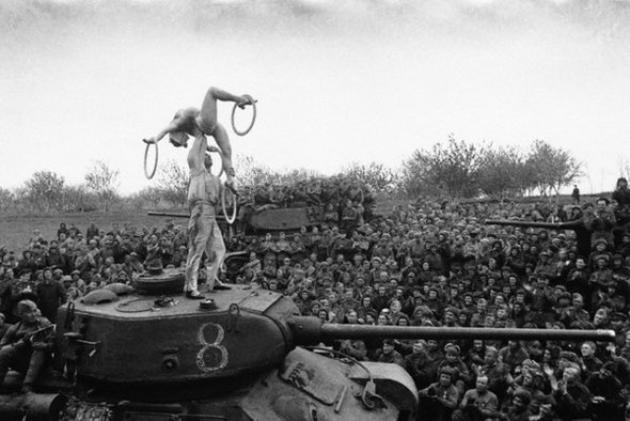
[157,160,189,207]
[342,162,398,193]
[0,187,13,212]
[402,135,483,198]
[477,146,528,199]
[85,161,120,212]
[526,140,582,197]
[25,171,65,212]
[138,187,163,208]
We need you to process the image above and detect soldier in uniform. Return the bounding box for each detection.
[0,300,54,392]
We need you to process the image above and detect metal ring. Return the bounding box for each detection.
[221,184,238,225]
[144,142,158,179]
[207,148,224,178]
[231,101,257,136]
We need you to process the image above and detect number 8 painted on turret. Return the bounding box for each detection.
[196,323,229,372]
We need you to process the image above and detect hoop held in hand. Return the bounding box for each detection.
[221,184,238,225]
[207,148,224,178]
[231,101,257,136]
[144,141,158,179]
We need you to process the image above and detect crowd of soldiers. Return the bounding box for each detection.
[1,177,630,419]
[237,175,376,229]
[239,175,372,208]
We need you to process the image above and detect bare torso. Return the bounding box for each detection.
[188,168,221,207]
[173,108,203,137]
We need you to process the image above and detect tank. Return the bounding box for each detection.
[150,205,324,235]
[485,219,592,256]
[0,273,614,421]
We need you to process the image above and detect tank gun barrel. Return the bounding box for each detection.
[148,211,226,221]
[288,317,615,344]
[148,211,189,218]
[484,219,581,230]
[485,218,592,256]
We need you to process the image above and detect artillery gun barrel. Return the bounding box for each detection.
[289,317,615,344]
[148,211,189,218]
[484,219,580,230]
[148,211,227,221]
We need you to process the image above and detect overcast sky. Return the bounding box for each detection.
[1,0,630,194]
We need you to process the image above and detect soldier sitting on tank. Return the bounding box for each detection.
[0,300,53,392]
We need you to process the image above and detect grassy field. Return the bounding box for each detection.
[0,210,184,252]
[0,203,400,252]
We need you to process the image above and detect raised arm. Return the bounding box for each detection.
[144,120,181,144]
[206,86,253,106]
[144,110,195,144]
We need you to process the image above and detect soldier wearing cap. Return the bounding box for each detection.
[0,300,53,392]
[418,365,459,421]
[404,340,436,389]
[36,267,66,323]
[375,339,404,367]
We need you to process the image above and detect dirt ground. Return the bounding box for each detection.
[0,210,184,252]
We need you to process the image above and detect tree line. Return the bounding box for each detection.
[401,136,582,199]
[0,162,120,214]
[0,137,584,214]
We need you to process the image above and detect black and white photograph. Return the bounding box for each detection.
[1,0,630,420]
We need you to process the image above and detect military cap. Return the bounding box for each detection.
[594,253,610,263]
[444,343,461,355]
[559,351,579,364]
[556,292,571,303]
[444,306,459,316]
[16,299,38,315]
[439,366,456,377]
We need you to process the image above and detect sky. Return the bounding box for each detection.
[1,0,630,194]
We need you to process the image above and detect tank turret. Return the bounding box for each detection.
[55,281,615,386]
